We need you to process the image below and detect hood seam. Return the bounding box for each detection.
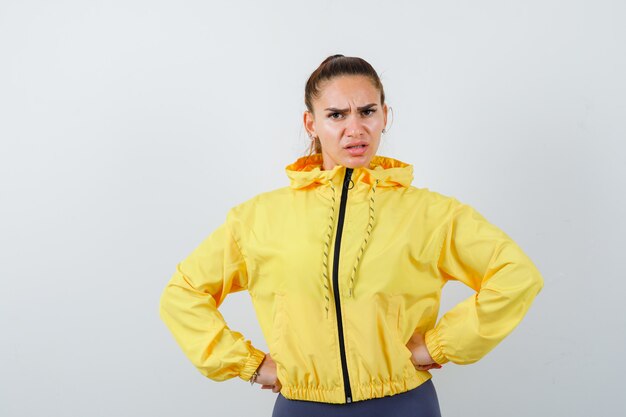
[286,154,413,190]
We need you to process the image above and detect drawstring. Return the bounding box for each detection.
[348,179,379,297]
[321,178,380,319]
[321,180,337,319]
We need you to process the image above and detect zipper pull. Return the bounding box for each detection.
[344,168,354,190]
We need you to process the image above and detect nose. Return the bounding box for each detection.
[346,114,364,137]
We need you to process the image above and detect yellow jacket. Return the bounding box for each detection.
[159,153,543,404]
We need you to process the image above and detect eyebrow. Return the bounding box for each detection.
[324,103,378,112]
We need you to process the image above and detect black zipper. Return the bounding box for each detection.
[332,167,354,403]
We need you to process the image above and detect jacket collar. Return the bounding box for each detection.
[285,153,414,190]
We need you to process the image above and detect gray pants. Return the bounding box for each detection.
[272,379,442,417]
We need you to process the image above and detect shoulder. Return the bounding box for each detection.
[404,185,462,213]
[406,187,501,232]
[226,185,292,222]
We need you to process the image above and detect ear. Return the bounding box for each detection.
[383,103,389,128]
[303,110,316,137]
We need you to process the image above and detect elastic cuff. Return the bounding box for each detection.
[424,327,450,365]
[238,347,266,381]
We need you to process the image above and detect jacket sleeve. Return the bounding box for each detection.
[159,211,266,381]
[424,201,544,365]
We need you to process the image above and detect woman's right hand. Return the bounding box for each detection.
[255,353,282,393]
[406,331,443,371]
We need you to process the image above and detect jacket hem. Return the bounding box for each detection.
[279,370,432,404]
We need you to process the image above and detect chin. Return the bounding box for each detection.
[343,156,373,169]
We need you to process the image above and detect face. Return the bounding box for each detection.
[304,75,388,170]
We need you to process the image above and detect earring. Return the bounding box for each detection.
[382,106,394,134]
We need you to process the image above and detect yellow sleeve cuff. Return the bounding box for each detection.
[238,347,266,381]
[425,327,450,365]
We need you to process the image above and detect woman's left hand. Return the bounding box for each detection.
[406,331,442,371]
[255,353,282,393]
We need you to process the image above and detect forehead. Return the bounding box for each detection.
[315,75,380,106]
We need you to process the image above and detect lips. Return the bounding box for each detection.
[345,142,368,156]
[344,141,368,149]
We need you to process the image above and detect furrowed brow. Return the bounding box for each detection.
[324,103,378,112]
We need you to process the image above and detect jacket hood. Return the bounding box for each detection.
[285,153,414,190]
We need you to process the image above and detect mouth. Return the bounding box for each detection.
[344,143,369,156]
[344,142,369,149]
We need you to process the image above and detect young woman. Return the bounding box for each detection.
[159,55,544,417]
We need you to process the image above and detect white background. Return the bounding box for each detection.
[1,1,624,416]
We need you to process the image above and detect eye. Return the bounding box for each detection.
[362,109,376,116]
[328,112,343,119]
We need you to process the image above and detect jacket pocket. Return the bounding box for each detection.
[270,291,286,358]
[269,291,292,386]
[269,292,336,388]
[385,295,413,364]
